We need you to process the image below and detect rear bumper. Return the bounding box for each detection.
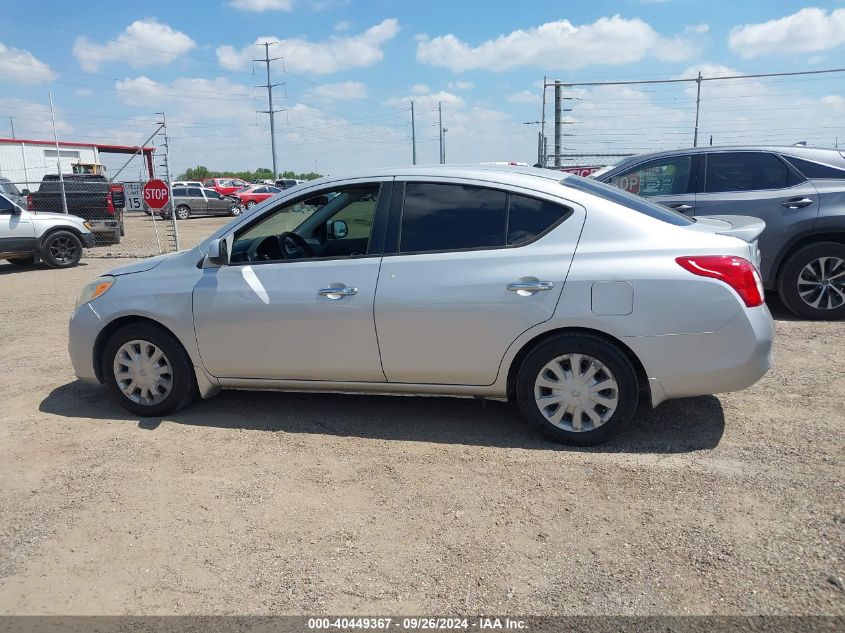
[68,302,104,384]
[88,219,119,233]
[625,305,774,406]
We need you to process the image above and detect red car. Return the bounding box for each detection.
[235,184,283,208]
[202,177,251,196]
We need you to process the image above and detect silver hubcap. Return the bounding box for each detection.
[113,340,173,406]
[797,256,845,310]
[534,353,619,432]
[177,208,189,219]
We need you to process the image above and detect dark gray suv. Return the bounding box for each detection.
[596,146,845,320]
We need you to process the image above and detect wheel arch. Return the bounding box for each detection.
[770,231,845,288]
[505,326,651,403]
[93,315,186,383]
[36,225,85,252]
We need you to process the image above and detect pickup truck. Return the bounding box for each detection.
[26,174,124,244]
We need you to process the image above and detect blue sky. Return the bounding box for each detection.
[1,1,843,177]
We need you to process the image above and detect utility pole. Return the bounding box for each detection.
[48,91,68,214]
[255,42,284,178]
[554,80,562,168]
[540,75,547,167]
[438,101,444,164]
[156,111,179,251]
[693,71,702,147]
[411,101,416,165]
[9,116,15,139]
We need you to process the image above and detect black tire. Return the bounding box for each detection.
[516,334,638,446]
[119,215,125,237]
[6,256,35,265]
[246,200,256,208]
[778,241,845,320]
[230,205,243,216]
[102,322,197,417]
[175,205,191,220]
[40,230,83,268]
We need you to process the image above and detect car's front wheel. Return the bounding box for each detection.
[778,242,845,320]
[516,334,638,445]
[103,323,197,417]
[41,230,83,268]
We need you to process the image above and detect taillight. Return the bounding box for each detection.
[676,255,764,307]
[26,194,33,211]
[106,192,115,215]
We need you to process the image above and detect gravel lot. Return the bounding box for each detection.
[0,216,843,615]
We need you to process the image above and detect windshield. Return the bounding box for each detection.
[562,175,694,226]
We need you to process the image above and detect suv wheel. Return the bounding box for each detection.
[778,242,845,320]
[176,205,191,220]
[41,230,83,268]
[516,334,638,445]
[103,323,197,417]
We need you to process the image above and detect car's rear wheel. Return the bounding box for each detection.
[175,205,191,220]
[778,242,845,320]
[516,334,638,445]
[246,200,256,208]
[6,256,35,265]
[103,323,197,417]
[40,230,83,268]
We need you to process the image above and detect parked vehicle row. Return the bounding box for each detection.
[69,165,773,445]
[595,146,845,319]
[163,186,243,220]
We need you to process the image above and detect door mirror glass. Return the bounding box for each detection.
[206,237,230,267]
[329,219,348,239]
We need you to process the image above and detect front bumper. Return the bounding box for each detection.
[626,305,774,406]
[68,302,104,384]
[81,232,95,248]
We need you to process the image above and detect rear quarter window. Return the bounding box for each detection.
[563,175,694,226]
[782,156,845,180]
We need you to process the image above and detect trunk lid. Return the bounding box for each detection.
[685,214,765,267]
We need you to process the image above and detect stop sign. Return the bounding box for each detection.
[143,179,170,210]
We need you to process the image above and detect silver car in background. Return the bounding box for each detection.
[68,166,773,445]
[596,146,845,320]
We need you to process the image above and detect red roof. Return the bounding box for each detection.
[0,137,154,154]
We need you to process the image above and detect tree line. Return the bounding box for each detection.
[176,166,323,182]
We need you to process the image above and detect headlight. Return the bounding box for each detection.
[76,276,114,309]
[83,221,92,231]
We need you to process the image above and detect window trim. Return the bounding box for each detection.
[384,179,574,257]
[224,180,393,267]
[701,150,806,194]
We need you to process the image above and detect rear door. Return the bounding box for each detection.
[187,188,207,214]
[374,180,585,386]
[603,154,698,215]
[694,151,819,284]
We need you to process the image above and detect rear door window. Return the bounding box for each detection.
[172,187,187,197]
[399,183,507,253]
[507,194,571,245]
[704,152,800,193]
[608,155,694,197]
[187,188,204,198]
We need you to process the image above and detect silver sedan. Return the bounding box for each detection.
[68,165,773,445]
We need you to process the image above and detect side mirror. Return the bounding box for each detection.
[329,219,348,239]
[205,237,230,267]
[21,189,31,196]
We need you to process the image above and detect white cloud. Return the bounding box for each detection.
[229,0,293,11]
[217,18,399,74]
[416,15,700,72]
[507,90,537,104]
[729,8,845,58]
[447,81,474,90]
[306,81,367,100]
[685,23,709,35]
[386,90,465,110]
[73,18,196,72]
[411,84,430,94]
[0,42,55,83]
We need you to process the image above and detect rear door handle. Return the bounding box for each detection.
[507,281,554,292]
[670,204,694,213]
[781,197,814,209]
[318,286,358,299]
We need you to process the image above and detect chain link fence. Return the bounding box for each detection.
[6,177,178,259]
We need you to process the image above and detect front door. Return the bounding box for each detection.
[603,154,698,215]
[693,151,820,284]
[374,180,585,386]
[203,190,230,215]
[0,197,34,255]
[192,181,389,381]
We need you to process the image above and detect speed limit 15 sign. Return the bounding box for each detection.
[124,182,144,212]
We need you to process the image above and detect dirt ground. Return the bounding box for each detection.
[0,216,843,616]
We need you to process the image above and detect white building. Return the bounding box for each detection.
[0,137,155,187]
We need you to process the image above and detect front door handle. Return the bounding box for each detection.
[507,281,554,292]
[670,204,694,213]
[318,286,358,299]
[781,197,814,209]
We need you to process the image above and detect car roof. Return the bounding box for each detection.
[607,145,845,170]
